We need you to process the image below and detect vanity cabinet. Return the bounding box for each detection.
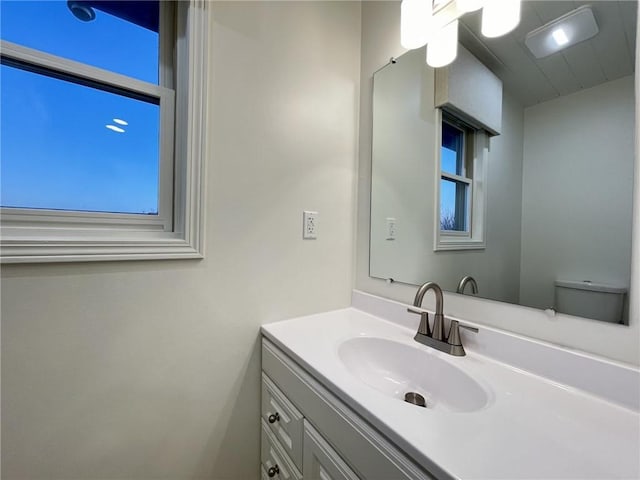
[261,338,435,480]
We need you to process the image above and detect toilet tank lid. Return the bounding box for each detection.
[554,279,627,294]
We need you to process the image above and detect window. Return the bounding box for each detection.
[0,1,209,263]
[440,118,472,232]
[435,110,487,250]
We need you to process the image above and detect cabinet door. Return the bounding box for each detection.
[303,420,360,480]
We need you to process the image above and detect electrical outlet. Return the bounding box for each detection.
[303,211,318,239]
[386,217,397,240]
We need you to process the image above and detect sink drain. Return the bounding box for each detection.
[404,392,427,408]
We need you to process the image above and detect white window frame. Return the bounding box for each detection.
[0,1,209,263]
[434,108,487,251]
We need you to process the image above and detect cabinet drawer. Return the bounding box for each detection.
[304,419,360,480]
[261,419,303,480]
[262,373,304,470]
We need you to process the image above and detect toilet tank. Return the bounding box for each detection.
[554,280,627,323]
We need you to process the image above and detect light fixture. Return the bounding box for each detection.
[524,6,599,59]
[481,0,521,38]
[67,0,96,22]
[427,20,458,68]
[401,0,433,50]
[106,125,125,133]
[457,0,484,13]
[399,0,521,69]
[551,28,569,46]
[113,118,128,126]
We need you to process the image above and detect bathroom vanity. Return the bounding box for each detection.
[261,339,431,480]
[260,293,640,480]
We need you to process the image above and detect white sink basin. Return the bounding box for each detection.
[338,337,491,412]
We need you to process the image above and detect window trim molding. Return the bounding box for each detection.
[434,108,488,252]
[0,1,209,263]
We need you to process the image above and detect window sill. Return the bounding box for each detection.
[1,236,204,263]
[434,237,486,251]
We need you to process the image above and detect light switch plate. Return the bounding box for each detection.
[386,217,396,240]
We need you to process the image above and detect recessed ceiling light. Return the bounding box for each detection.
[525,5,599,59]
[551,28,569,46]
[106,125,125,133]
[113,118,128,126]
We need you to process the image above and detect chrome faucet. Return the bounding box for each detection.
[408,281,478,356]
[456,275,478,295]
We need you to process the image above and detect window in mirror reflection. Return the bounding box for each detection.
[440,117,474,233]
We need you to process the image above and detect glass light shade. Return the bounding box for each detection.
[481,0,521,38]
[457,0,484,13]
[401,0,433,49]
[426,19,458,68]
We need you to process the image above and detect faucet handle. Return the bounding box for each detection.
[445,320,467,356]
[407,307,431,336]
[446,321,478,345]
[447,320,463,346]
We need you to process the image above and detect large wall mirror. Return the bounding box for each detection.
[370,1,636,325]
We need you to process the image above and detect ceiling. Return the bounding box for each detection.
[459,1,637,107]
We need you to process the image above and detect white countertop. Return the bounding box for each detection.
[262,307,640,480]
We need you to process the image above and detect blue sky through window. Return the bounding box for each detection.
[441,144,460,230]
[441,147,457,175]
[0,1,161,214]
[1,1,158,83]
[440,178,457,230]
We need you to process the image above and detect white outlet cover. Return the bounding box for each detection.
[303,211,318,239]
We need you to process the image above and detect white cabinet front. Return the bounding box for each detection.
[261,419,303,480]
[262,373,304,470]
[303,420,360,480]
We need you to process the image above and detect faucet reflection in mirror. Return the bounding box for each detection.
[401,0,521,68]
[456,275,478,295]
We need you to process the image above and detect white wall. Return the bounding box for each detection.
[0,3,361,478]
[519,76,634,314]
[356,1,640,365]
[369,46,524,302]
